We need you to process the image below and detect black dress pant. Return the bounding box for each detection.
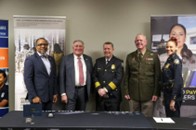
[42,101,53,110]
[164,94,182,117]
[66,86,87,111]
[96,96,120,111]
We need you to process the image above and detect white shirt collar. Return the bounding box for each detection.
[74,54,84,60]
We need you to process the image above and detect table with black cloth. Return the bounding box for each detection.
[0,111,195,130]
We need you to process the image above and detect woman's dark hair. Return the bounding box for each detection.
[182,44,193,59]
[170,23,193,60]
[169,23,187,35]
[0,69,7,78]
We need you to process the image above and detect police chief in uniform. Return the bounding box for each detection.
[162,37,183,117]
[93,42,123,111]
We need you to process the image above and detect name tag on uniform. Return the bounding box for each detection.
[146,58,153,61]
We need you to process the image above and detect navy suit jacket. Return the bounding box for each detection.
[24,52,57,103]
[60,53,93,100]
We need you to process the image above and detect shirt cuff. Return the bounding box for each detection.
[61,93,66,96]
[103,87,108,93]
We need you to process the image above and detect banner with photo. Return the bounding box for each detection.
[151,15,196,117]
[14,15,66,110]
[0,19,9,116]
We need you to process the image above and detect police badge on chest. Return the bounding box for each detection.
[1,92,5,98]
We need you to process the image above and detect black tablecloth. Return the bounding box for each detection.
[0,111,153,130]
[0,111,195,130]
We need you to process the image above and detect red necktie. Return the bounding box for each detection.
[78,57,84,85]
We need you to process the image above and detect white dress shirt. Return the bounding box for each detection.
[74,54,87,86]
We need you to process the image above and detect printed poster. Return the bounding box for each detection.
[0,19,9,116]
[14,15,66,110]
[151,15,196,117]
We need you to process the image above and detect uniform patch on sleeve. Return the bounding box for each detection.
[174,59,180,64]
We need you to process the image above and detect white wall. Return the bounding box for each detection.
[0,0,196,110]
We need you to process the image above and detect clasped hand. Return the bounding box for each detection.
[98,88,107,97]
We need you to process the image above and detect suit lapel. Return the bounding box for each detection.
[70,54,75,82]
[134,51,140,62]
[48,56,54,76]
[35,53,50,76]
[143,49,150,61]
[83,55,89,71]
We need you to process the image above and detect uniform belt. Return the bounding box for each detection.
[75,85,86,88]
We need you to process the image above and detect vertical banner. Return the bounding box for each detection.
[0,19,9,116]
[151,15,196,117]
[14,15,66,110]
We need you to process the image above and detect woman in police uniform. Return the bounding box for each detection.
[162,37,183,117]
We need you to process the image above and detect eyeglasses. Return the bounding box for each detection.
[37,43,48,46]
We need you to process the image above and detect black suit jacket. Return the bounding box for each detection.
[24,52,57,103]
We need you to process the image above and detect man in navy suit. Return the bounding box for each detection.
[60,40,93,111]
[24,37,58,110]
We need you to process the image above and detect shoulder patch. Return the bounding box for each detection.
[174,59,180,64]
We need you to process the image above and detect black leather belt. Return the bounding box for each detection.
[75,85,86,88]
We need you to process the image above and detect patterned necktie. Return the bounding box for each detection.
[78,57,84,85]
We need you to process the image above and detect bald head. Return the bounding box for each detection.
[134,34,147,52]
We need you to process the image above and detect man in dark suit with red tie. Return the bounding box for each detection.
[60,40,93,111]
[24,37,58,110]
